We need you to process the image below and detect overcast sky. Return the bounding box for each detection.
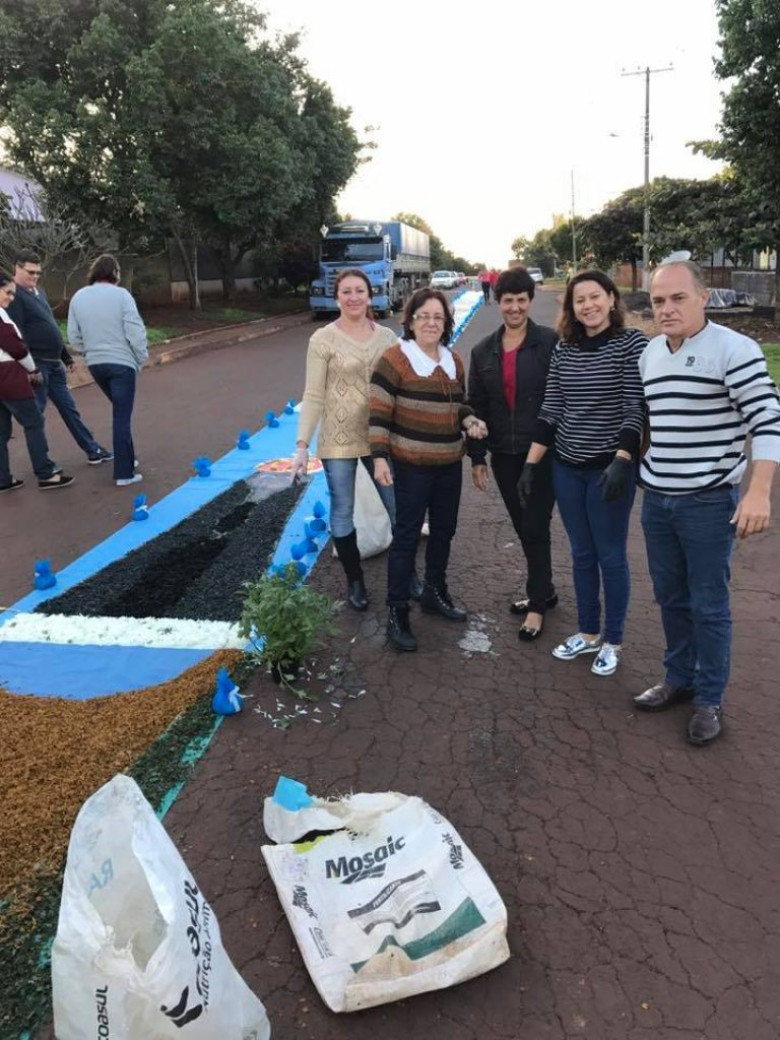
[257,0,726,267]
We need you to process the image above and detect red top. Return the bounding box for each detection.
[0,320,35,400]
[502,346,518,411]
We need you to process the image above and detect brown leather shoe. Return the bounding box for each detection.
[633,681,694,713]
[687,705,723,746]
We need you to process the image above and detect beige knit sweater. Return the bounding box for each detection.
[297,322,398,458]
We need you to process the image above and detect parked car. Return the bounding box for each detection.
[527,267,544,285]
[430,270,458,290]
[456,271,467,285]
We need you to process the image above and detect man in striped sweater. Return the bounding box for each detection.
[635,260,780,746]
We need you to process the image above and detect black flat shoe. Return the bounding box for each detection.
[347,579,368,611]
[509,593,558,616]
[517,623,543,642]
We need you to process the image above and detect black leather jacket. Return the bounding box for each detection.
[467,318,557,463]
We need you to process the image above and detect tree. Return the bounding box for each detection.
[0,183,111,301]
[579,189,643,288]
[704,0,780,315]
[0,0,363,306]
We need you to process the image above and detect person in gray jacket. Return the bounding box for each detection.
[67,255,148,486]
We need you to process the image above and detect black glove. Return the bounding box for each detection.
[517,462,536,508]
[598,455,633,503]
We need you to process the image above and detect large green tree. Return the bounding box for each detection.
[0,0,362,306]
[705,0,780,314]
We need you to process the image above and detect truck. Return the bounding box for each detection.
[309,220,430,320]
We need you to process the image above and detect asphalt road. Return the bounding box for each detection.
[1,289,560,609]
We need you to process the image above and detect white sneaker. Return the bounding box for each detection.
[552,633,601,660]
[116,474,143,487]
[591,643,621,676]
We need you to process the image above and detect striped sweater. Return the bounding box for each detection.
[533,327,648,467]
[639,321,780,494]
[370,344,473,466]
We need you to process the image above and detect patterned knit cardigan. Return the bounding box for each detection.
[369,343,474,466]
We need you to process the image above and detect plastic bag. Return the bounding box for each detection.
[330,460,392,560]
[261,782,509,1013]
[52,774,270,1040]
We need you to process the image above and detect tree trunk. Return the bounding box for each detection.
[171,232,200,310]
[631,259,638,292]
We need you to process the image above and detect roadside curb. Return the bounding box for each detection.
[68,310,313,391]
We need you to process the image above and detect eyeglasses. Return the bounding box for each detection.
[19,267,41,277]
[413,312,445,325]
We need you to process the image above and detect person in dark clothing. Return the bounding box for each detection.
[0,272,74,492]
[468,266,558,641]
[7,251,110,465]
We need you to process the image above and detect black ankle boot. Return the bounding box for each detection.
[420,582,467,621]
[347,579,368,611]
[387,605,417,651]
[332,531,368,611]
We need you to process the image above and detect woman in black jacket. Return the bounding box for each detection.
[468,266,558,640]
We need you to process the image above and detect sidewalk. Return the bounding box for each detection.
[66,309,313,390]
[161,461,780,1038]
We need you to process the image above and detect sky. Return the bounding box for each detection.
[256,0,726,267]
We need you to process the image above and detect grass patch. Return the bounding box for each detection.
[762,343,780,384]
[58,321,185,345]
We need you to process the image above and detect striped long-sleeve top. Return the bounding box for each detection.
[533,327,648,467]
[639,321,780,494]
[370,344,473,466]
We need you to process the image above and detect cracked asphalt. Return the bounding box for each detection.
[166,454,780,1039]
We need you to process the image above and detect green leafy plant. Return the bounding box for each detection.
[238,564,338,684]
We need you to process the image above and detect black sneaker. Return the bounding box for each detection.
[0,478,24,493]
[38,473,75,490]
[687,705,723,746]
[87,448,113,465]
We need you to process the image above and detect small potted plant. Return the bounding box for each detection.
[238,563,338,687]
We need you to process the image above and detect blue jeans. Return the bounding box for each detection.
[321,456,395,537]
[34,359,101,455]
[641,485,738,707]
[388,461,462,605]
[0,396,56,482]
[88,364,137,479]
[553,460,636,644]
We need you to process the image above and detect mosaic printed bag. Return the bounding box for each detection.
[262,788,509,1012]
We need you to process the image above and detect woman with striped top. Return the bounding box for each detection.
[370,287,487,652]
[519,270,647,676]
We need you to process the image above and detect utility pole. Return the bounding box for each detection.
[622,65,672,290]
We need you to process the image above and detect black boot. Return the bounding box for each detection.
[332,531,368,611]
[420,582,467,622]
[387,605,417,651]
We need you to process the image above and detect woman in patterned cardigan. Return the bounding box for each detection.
[370,288,487,651]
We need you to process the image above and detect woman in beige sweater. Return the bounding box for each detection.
[292,269,398,610]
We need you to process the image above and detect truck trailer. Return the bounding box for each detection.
[309,220,431,319]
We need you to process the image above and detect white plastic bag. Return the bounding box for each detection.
[52,774,271,1040]
[261,786,509,1012]
[330,460,392,560]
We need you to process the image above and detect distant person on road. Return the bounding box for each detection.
[488,269,499,301]
[7,250,111,467]
[67,255,148,487]
[292,268,398,612]
[519,270,647,678]
[0,272,74,492]
[479,269,491,304]
[468,266,558,641]
[635,260,780,746]
[370,287,487,652]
